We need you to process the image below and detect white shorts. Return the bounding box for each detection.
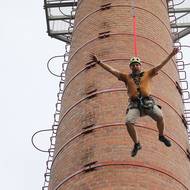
[125,105,163,124]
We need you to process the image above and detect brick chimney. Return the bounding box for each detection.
[48,1,190,189]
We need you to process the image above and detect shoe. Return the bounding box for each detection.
[131,142,142,157]
[159,135,171,147]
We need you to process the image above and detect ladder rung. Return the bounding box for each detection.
[50,30,72,35]
[44,2,77,8]
[48,15,75,20]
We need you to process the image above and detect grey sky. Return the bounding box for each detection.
[0,1,63,189]
[0,1,189,190]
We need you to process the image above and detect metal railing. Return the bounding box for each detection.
[44,0,78,43]
[32,1,77,189]
[168,0,190,41]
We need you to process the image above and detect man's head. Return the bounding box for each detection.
[129,57,142,73]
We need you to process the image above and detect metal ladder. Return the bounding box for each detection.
[168,0,190,136]
[32,1,78,189]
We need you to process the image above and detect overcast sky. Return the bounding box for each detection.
[0,1,189,190]
[0,1,64,189]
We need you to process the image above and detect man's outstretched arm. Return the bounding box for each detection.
[90,55,124,79]
[153,47,179,74]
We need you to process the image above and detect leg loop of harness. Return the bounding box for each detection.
[127,96,155,116]
[141,96,155,109]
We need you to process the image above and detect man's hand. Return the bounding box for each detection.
[153,47,180,73]
[89,54,122,78]
[90,54,101,64]
[171,47,179,56]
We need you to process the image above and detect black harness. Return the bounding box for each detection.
[129,72,155,115]
[130,72,144,97]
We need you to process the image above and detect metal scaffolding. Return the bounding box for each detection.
[168,2,190,41]
[44,0,77,43]
[44,0,190,43]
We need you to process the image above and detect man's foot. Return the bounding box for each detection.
[131,142,142,157]
[159,135,171,147]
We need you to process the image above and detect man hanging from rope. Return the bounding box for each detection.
[90,47,179,157]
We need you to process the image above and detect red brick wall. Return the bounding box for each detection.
[48,0,190,189]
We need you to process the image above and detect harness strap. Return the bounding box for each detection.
[129,96,155,116]
[130,72,144,97]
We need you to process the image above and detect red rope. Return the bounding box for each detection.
[131,0,138,56]
[133,15,138,56]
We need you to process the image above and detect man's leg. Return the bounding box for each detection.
[125,108,142,156]
[146,105,171,147]
[125,108,140,143]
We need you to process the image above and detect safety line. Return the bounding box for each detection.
[51,123,188,169]
[53,160,189,190]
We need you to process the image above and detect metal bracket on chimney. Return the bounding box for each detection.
[83,161,98,172]
[86,87,97,99]
[100,3,112,10]
[85,61,96,69]
[82,124,95,134]
[98,31,111,39]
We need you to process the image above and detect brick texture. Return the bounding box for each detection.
[48,0,190,190]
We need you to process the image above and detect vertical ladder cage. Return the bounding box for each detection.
[42,1,78,189]
[168,0,190,137]
[32,0,190,190]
